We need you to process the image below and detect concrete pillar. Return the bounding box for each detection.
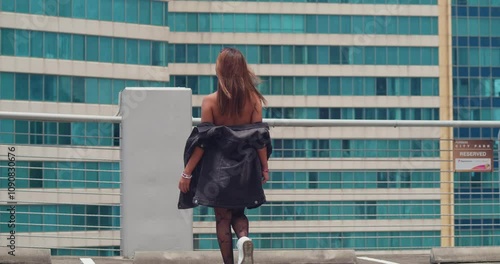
[120,88,193,258]
[438,0,454,247]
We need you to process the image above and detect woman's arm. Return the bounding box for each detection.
[252,98,269,184]
[179,96,213,193]
[183,147,204,176]
[257,148,269,182]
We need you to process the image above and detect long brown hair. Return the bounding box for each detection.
[215,47,267,117]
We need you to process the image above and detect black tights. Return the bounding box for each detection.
[215,208,249,264]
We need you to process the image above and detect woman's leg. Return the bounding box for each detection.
[231,208,249,239]
[215,208,234,264]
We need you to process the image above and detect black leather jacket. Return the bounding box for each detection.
[178,122,273,210]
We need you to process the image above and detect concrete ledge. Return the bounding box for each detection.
[0,247,52,264]
[430,246,500,263]
[133,250,357,264]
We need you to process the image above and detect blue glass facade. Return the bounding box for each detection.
[172,75,440,96]
[263,108,440,120]
[0,120,119,146]
[0,28,168,66]
[191,0,438,3]
[452,0,500,247]
[169,13,438,35]
[270,139,440,158]
[194,231,440,250]
[0,0,168,26]
[264,170,440,189]
[51,246,120,257]
[0,161,120,188]
[195,200,440,222]
[193,107,440,120]
[0,72,168,103]
[168,44,438,65]
[0,204,120,233]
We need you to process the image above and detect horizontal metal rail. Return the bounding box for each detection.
[2,111,500,128]
[260,118,500,128]
[0,110,498,255]
[0,111,122,123]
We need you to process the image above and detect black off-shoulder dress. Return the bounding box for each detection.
[177,122,273,210]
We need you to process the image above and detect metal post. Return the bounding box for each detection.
[120,88,193,258]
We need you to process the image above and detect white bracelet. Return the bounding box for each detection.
[181,172,192,179]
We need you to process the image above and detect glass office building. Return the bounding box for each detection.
[451,0,500,246]
[168,0,443,250]
[0,0,170,256]
[0,0,499,256]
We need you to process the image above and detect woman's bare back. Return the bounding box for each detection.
[202,92,261,126]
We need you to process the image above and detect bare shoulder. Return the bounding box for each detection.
[202,93,217,106]
[200,93,216,123]
[252,92,262,107]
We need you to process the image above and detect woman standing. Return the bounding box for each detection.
[178,47,273,264]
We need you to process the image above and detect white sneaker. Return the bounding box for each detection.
[236,236,254,264]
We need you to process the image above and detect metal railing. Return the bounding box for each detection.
[0,111,122,257]
[0,110,499,255]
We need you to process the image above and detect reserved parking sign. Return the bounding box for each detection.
[453,139,494,172]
